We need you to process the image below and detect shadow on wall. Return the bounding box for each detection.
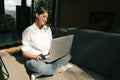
[89,12,114,32]
[110,20,120,33]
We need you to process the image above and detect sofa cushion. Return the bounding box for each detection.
[70,29,120,77]
[111,64,120,80]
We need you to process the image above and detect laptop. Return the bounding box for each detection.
[44,34,74,62]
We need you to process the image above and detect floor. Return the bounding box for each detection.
[0,50,94,80]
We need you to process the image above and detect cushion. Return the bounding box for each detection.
[70,29,120,77]
[111,64,120,80]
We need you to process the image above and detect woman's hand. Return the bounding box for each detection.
[35,55,42,60]
[35,54,46,60]
[22,51,46,60]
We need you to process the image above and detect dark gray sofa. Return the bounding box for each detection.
[67,29,120,80]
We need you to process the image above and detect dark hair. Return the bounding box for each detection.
[35,7,48,15]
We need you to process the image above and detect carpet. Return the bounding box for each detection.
[0,49,94,80]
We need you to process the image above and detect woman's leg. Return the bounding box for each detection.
[26,59,59,75]
[26,54,71,75]
[53,54,71,68]
[52,54,72,74]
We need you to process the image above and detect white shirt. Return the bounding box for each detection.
[21,23,52,56]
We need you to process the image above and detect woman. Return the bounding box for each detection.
[21,7,72,80]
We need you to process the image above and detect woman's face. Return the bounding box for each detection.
[36,12,48,27]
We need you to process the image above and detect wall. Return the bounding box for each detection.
[56,0,120,29]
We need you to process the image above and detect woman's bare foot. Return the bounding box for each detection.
[59,67,65,73]
[59,64,73,73]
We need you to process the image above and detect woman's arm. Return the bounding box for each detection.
[22,51,36,59]
[22,51,44,60]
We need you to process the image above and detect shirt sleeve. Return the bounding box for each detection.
[21,29,30,52]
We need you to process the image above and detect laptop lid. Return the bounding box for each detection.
[45,34,74,62]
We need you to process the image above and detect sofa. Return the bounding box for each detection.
[66,29,120,80]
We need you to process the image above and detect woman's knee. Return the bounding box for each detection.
[26,60,45,73]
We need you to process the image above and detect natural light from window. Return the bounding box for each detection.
[4,0,31,17]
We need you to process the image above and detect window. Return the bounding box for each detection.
[4,0,31,18]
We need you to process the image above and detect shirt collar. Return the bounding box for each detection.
[33,23,48,31]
